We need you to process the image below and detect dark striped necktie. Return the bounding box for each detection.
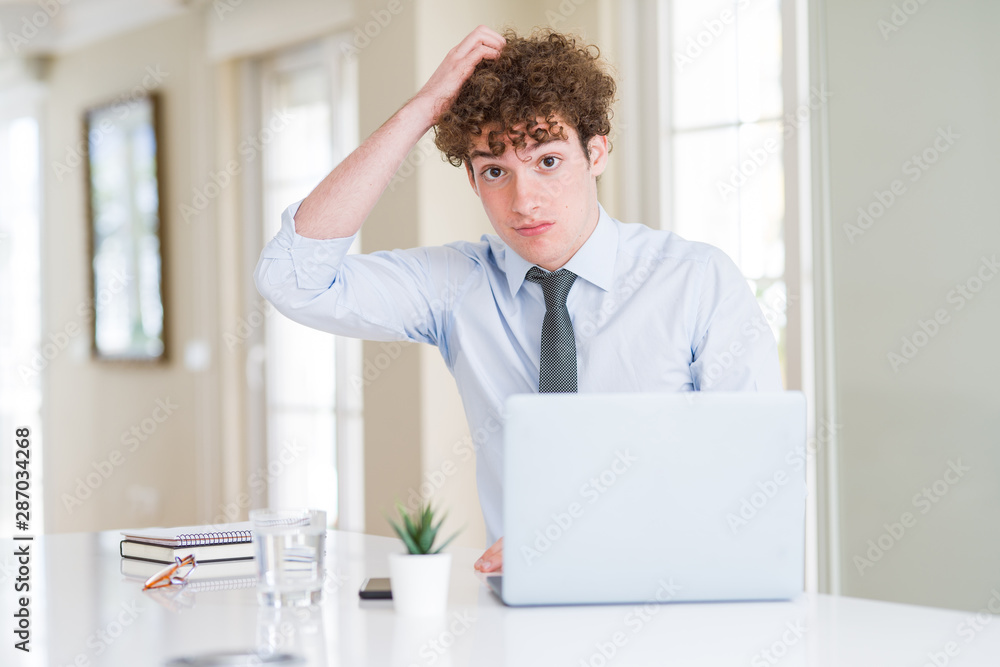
[525,267,578,393]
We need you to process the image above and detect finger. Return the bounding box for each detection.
[466,25,505,50]
[475,543,500,565]
[452,47,501,85]
[475,43,504,61]
[451,45,499,78]
[454,26,505,60]
[476,26,506,52]
[479,561,501,573]
[484,540,503,558]
[482,552,502,572]
[474,539,503,570]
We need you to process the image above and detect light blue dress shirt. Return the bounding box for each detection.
[255,200,783,544]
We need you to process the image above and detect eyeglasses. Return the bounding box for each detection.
[143,555,198,590]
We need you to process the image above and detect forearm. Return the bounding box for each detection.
[293,97,436,240]
[254,201,474,347]
[292,25,504,240]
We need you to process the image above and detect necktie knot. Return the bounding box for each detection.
[525,267,577,311]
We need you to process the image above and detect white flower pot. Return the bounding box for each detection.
[388,552,452,616]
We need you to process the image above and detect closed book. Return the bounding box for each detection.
[119,521,256,563]
[121,556,257,583]
[120,539,254,563]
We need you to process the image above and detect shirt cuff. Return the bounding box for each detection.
[261,199,360,291]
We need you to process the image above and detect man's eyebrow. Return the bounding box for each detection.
[468,140,565,162]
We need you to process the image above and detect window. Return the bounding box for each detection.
[668,0,789,385]
[0,102,44,538]
[620,0,818,591]
[248,36,362,527]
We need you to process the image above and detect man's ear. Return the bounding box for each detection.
[465,161,480,197]
[587,134,609,177]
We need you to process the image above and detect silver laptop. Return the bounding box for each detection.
[489,392,807,606]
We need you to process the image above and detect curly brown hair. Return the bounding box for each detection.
[434,28,617,167]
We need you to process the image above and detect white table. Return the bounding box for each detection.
[3,529,999,666]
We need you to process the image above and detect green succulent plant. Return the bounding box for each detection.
[387,501,461,555]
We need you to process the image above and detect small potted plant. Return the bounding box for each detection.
[387,501,461,615]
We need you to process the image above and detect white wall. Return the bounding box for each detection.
[41,11,216,532]
[821,0,1000,611]
[36,1,360,534]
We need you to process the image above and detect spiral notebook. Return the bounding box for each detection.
[120,522,255,564]
[119,518,311,564]
[121,522,255,547]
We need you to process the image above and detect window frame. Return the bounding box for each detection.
[617,0,830,593]
[241,34,364,531]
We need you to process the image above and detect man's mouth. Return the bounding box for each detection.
[514,221,554,237]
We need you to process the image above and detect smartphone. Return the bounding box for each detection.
[359,577,392,599]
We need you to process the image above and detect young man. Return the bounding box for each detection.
[254,26,782,574]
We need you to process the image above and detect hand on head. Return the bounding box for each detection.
[414,25,506,124]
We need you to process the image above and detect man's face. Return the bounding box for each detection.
[466,118,608,271]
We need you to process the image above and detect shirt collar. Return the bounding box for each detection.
[503,203,619,296]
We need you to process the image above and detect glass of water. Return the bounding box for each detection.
[250,508,327,607]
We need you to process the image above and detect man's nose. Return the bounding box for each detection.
[510,173,541,216]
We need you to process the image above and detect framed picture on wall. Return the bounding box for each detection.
[84,92,167,362]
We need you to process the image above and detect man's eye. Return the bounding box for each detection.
[540,156,560,169]
[483,167,504,181]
